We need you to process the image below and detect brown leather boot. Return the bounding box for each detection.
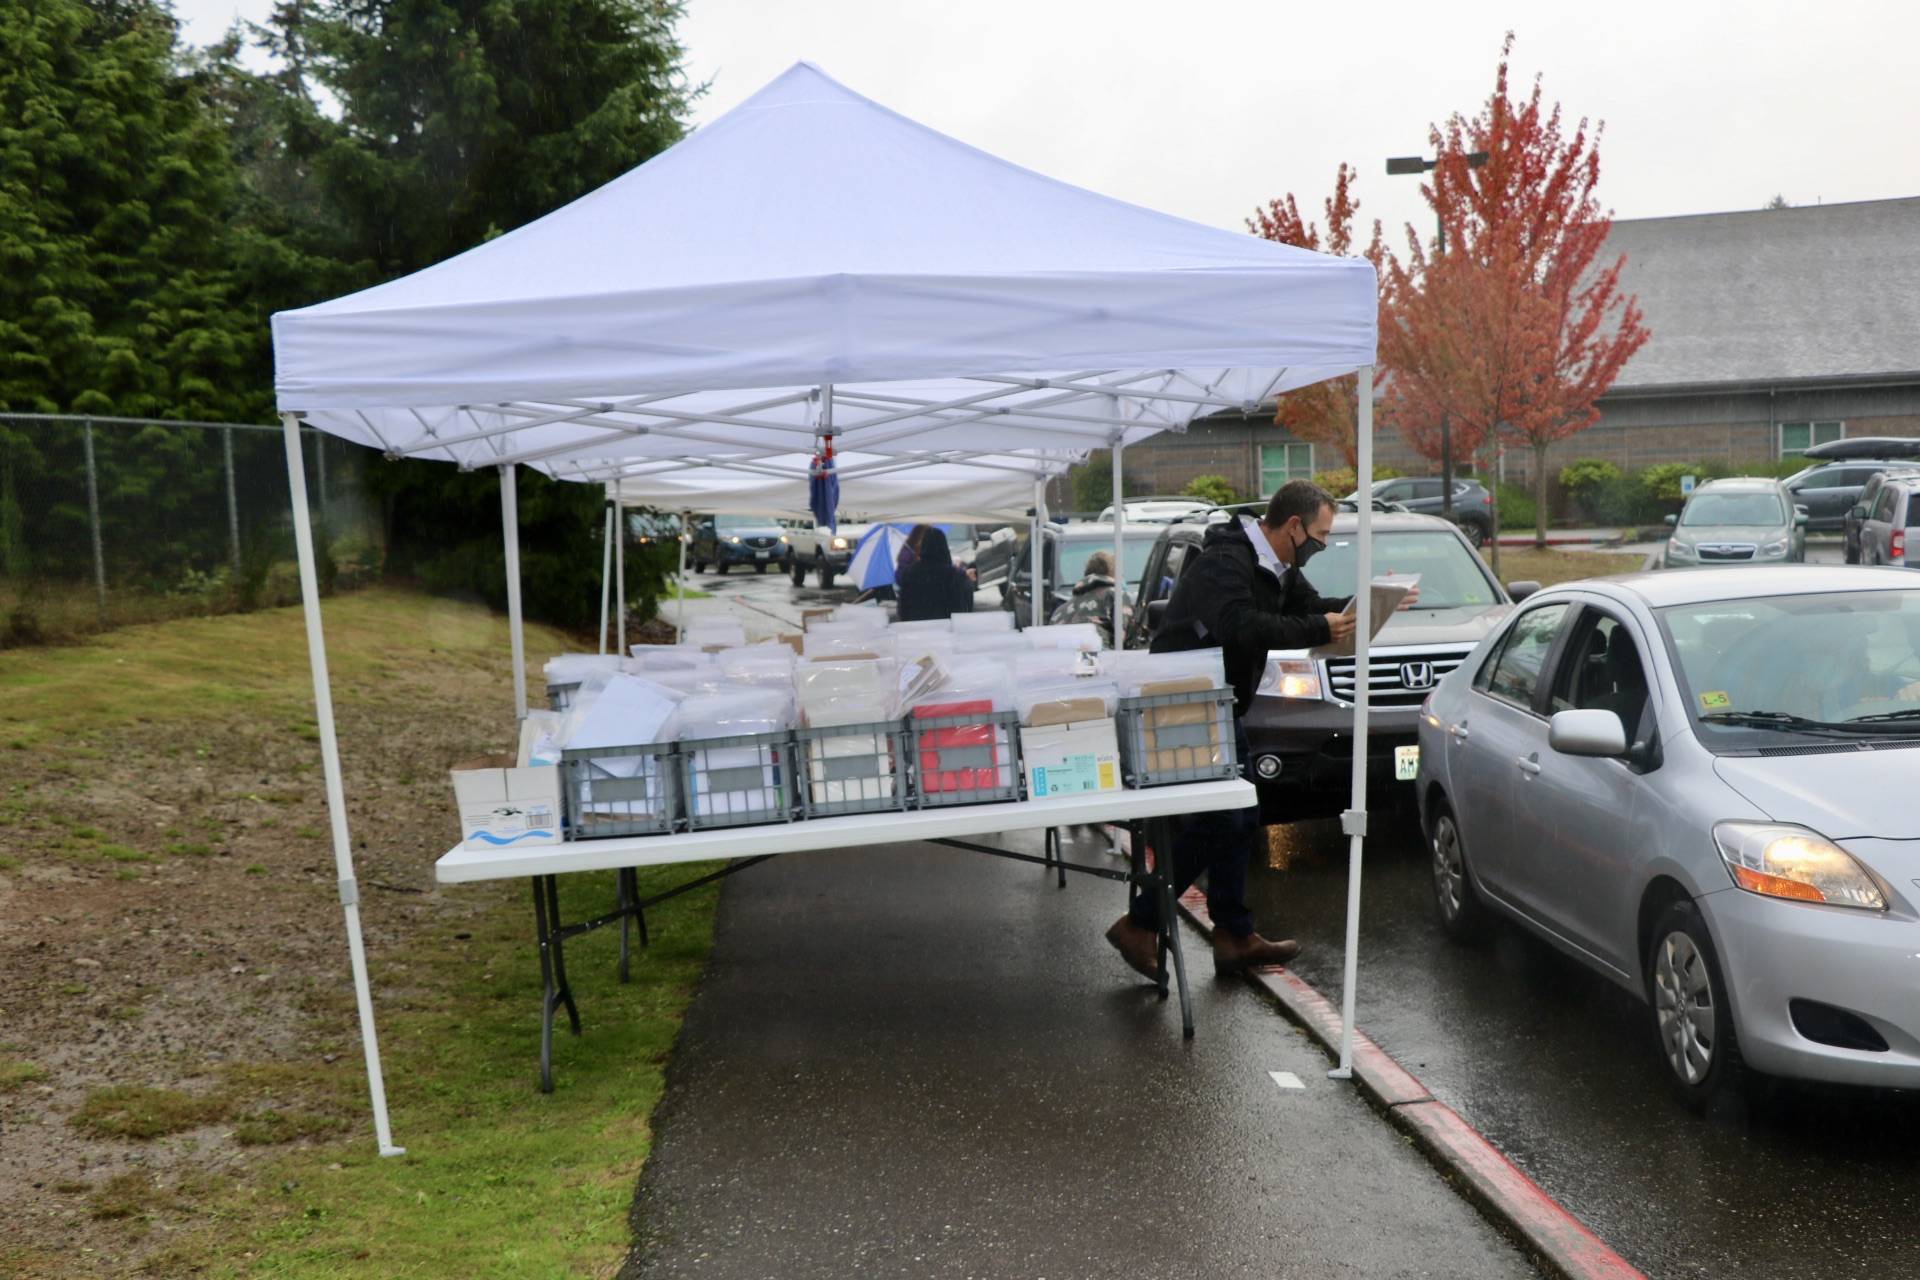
[1210,926,1299,976]
[1104,915,1162,981]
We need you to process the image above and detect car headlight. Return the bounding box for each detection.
[1758,539,1789,557]
[1666,539,1694,560]
[728,535,741,544]
[1257,656,1323,700]
[830,536,849,551]
[779,534,788,544]
[1712,822,1886,911]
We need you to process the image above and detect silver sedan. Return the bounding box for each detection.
[1415,566,1920,1106]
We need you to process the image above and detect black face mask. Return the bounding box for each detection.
[1292,526,1326,568]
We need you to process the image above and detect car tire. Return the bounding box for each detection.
[1845,540,1860,565]
[1460,518,1489,549]
[1428,803,1489,942]
[789,558,806,587]
[817,563,836,589]
[1646,899,1744,1111]
[692,559,706,574]
[715,560,730,575]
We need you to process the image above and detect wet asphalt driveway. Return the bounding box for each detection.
[1248,813,1920,1280]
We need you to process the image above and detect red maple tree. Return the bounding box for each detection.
[1381,35,1650,545]
[1249,164,1385,470]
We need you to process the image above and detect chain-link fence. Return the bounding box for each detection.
[0,414,383,647]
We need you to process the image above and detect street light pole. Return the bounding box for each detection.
[1386,150,1488,520]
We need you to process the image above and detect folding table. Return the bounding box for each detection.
[436,778,1256,1090]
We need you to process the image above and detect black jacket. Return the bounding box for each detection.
[895,527,975,622]
[1150,519,1350,715]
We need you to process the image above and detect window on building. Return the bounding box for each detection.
[1259,443,1315,494]
[1779,421,1844,457]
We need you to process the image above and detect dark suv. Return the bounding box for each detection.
[1128,511,1528,821]
[1351,478,1493,546]
[689,513,787,574]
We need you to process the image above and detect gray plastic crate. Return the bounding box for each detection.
[679,731,796,829]
[558,741,679,839]
[796,720,910,818]
[1116,686,1237,786]
[547,681,581,712]
[907,708,1021,808]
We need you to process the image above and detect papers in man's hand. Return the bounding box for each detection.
[1310,574,1420,659]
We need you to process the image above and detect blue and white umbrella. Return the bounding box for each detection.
[846,523,916,591]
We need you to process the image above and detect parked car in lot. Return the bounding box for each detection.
[1783,459,1912,532]
[1129,510,1533,820]
[1000,522,1159,626]
[1351,477,1495,547]
[785,519,875,588]
[689,513,788,574]
[1661,477,1806,567]
[1417,567,1920,1105]
[1096,497,1213,525]
[1850,474,1920,567]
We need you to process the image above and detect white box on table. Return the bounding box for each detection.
[451,761,563,850]
[1021,717,1121,799]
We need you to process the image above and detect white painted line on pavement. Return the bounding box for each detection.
[1269,1070,1305,1090]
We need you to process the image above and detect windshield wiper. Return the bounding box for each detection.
[1846,707,1920,725]
[1697,710,1863,736]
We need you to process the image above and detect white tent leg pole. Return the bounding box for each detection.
[1331,366,1375,1080]
[676,510,689,641]
[598,488,614,655]
[281,412,403,1157]
[1111,442,1124,647]
[614,503,627,656]
[501,465,527,721]
[1030,479,1046,627]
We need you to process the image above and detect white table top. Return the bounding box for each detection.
[435,779,1256,884]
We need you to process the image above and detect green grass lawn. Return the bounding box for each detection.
[0,588,719,1278]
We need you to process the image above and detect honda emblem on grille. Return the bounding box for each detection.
[1399,661,1436,690]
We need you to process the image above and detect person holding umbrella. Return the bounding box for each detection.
[895,525,974,622]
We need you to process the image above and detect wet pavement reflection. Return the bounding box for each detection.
[1245,814,1920,1280]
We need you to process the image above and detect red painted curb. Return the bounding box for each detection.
[1175,889,1644,1280]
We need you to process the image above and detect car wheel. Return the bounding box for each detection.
[715,560,730,575]
[1845,540,1860,565]
[789,558,806,587]
[817,563,836,589]
[1460,518,1489,549]
[692,560,706,574]
[1429,803,1488,941]
[1647,899,1744,1111]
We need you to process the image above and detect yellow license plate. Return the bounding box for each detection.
[1394,744,1420,782]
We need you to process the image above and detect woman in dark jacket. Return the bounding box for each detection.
[893,525,974,622]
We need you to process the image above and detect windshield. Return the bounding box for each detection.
[1679,492,1785,527]
[1300,531,1499,610]
[1660,590,1920,736]
[1058,538,1156,585]
[712,514,776,531]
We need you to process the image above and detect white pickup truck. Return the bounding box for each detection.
[784,519,875,588]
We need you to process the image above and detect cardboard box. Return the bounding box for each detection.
[777,632,805,655]
[451,759,562,850]
[1136,676,1223,774]
[1025,696,1111,727]
[1022,718,1120,799]
[801,607,835,631]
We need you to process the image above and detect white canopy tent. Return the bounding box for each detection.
[270,62,1382,1154]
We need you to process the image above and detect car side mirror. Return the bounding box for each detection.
[1505,580,1542,603]
[1146,599,1169,634]
[1549,709,1628,758]
[1664,514,1678,528]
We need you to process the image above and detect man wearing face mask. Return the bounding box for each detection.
[1105,480,1391,979]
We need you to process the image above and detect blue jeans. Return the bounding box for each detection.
[1127,720,1257,937]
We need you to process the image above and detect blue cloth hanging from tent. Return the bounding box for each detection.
[809,438,838,532]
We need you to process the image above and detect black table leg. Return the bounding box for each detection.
[616,867,632,983]
[531,876,558,1093]
[543,875,581,1036]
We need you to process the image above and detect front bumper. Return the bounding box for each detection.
[1703,885,1920,1088]
[1243,698,1423,805]
[717,541,784,565]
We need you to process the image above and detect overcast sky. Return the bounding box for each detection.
[173,0,1920,251]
